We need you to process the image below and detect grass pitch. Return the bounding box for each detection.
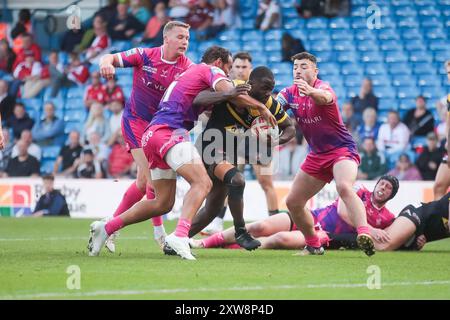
[1,217,450,300]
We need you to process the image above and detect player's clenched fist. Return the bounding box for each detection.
[100,62,115,80]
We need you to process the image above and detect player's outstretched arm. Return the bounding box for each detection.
[277,116,296,145]
[215,79,277,127]
[192,84,251,107]
[99,54,119,80]
[295,79,333,106]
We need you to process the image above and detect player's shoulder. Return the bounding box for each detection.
[209,65,226,76]
[315,79,334,91]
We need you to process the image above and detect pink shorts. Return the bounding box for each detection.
[301,147,361,183]
[142,124,189,170]
[121,115,150,152]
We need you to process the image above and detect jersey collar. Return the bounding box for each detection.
[160,46,177,65]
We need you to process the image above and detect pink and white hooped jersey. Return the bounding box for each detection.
[116,46,192,122]
[276,79,356,154]
[150,63,230,130]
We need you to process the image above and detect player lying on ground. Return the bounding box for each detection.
[178,66,295,251]
[276,52,374,256]
[88,46,276,260]
[99,21,193,251]
[190,175,399,251]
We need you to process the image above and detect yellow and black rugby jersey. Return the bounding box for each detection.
[447,93,450,112]
[205,80,288,136]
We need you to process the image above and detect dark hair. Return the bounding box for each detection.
[201,46,232,64]
[233,51,252,63]
[19,9,31,23]
[416,95,426,101]
[291,52,317,65]
[249,66,274,82]
[83,148,94,156]
[376,175,400,201]
[15,102,25,108]
[42,174,55,181]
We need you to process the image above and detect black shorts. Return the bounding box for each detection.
[397,204,424,251]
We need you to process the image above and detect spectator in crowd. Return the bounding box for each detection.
[10,9,32,43]
[83,102,111,144]
[50,52,89,97]
[0,127,14,175]
[186,0,216,40]
[74,148,103,179]
[31,102,65,146]
[0,80,16,121]
[388,153,422,181]
[168,0,195,20]
[60,28,85,53]
[357,137,387,180]
[230,51,252,81]
[11,129,42,160]
[281,32,305,63]
[108,130,134,178]
[107,100,123,138]
[415,132,442,181]
[323,0,350,17]
[92,0,119,26]
[84,71,106,110]
[341,102,361,135]
[108,1,145,41]
[351,78,379,116]
[53,130,83,177]
[376,110,410,156]
[212,0,240,30]
[103,77,125,107]
[403,95,435,138]
[85,131,111,173]
[6,102,34,140]
[142,1,170,46]
[129,0,151,26]
[355,107,380,145]
[32,174,70,217]
[0,39,16,75]
[255,0,281,31]
[85,14,111,65]
[3,139,40,177]
[12,33,41,70]
[13,53,50,99]
[296,0,325,18]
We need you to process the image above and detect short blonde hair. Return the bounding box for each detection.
[163,21,190,37]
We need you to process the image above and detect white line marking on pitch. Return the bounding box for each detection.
[0,236,150,241]
[2,280,450,299]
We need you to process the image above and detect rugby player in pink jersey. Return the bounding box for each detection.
[88,46,276,259]
[192,175,398,250]
[98,21,193,252]
[276,52,375,256]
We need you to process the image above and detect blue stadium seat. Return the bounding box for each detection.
[314,51,333,63]
[42,145,61,160]
[242,41,263,52]
[40,159,55,175]
[391,0,412,6]
[384,51,408,63]
[264,41,282,52]
[377,29,401,41]
[400,28,423,40]
[428,39,449,51]
[356,40,378,52]
[279,0,296,8]
[340,63,363,76]
[351,6,366,17]
[378,98,398,110]
[343,75,363,87]
[21,98,42,112]
[111,40,132,53]
[415,0,438,6]
[309,40,332,52]
[330,30,354,41]
[251,54,268,66]
[369,74,391,86]
[227,41,243,53]
[397,17,419,28]
[25,109,39,122]
[115,67,133,76]
[412,62,436,75]
[380,40,403,51]
[397,86,419,99]
[274,75,292,92]
[365,62,387,75]
[288,30,307,41]
[336,51,359,63]
[318,62,340,76]
[398,99,416,110]
[241,18,255,30]
[374,86,396,99]
[306,18,328,29]
[387,63,412,75]
[417,75,439,87]
[424,28,447,40]
[65,97,85,110]
[218,29,240,42]
[351,18,369,30]
[392,74,417,87]
[269,62,291,75]
[64,121,84,134]
[332,40,354,51]
[354,29,377,41]
[186,51,199,63]
[409,51,433,63]
[283,19,304,30]
[66,87,84,99]
[419,8,442,17]
[420,16,444,28]
[434,50,450,63]
[404,39,427,52]
[394,7,418,17]
[360,51,383,63]
[64,110,86,122]
[282,7,298,19]
[328,17,350,29]
[346,86,360,98]
[264,29,284,41]
[267,52,282,63]
[421,86,445,99]
[241,30,263,42]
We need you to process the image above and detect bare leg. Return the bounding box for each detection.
[254,164,279,213]
[433,163,450,200]
[285,169,325,238]
[259,231,305,249]
[375,217,417,251]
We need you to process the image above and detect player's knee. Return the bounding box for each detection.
[335,182,353,199]
[270,233,290,248]
[224,168,245,200]
[247,221,267,237]
[196,176,213,195]
[258,177,273,192]
[286,195,304,212]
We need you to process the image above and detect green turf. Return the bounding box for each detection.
[1,217,450,300]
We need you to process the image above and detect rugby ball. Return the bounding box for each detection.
[250,116,279,141]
